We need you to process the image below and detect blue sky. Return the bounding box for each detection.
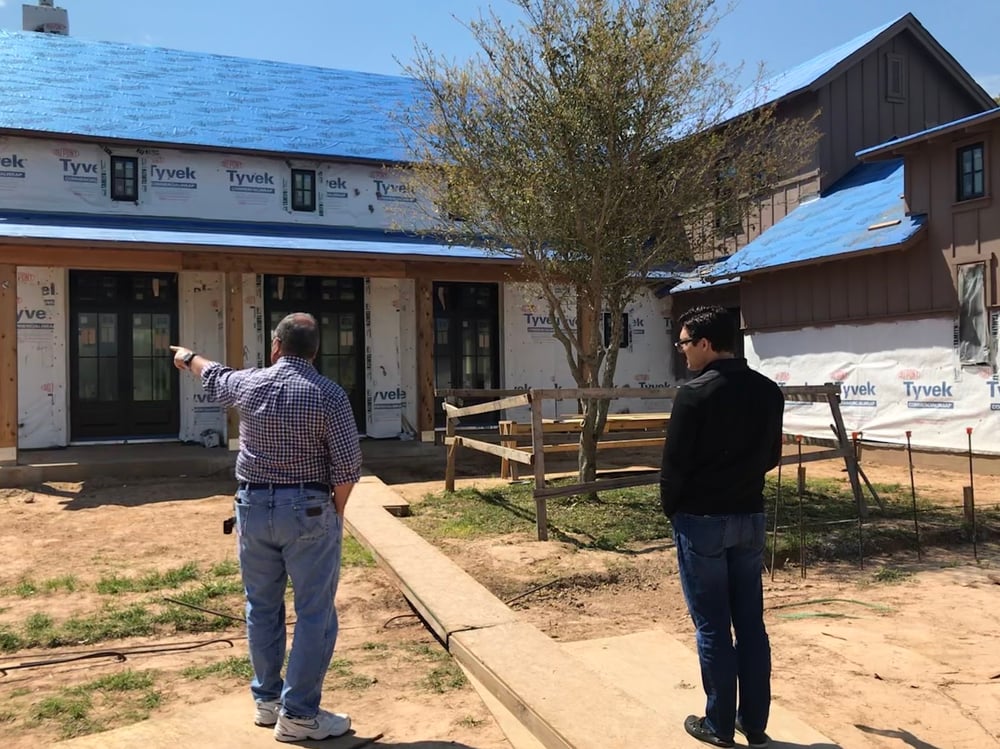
[2,1,998,95]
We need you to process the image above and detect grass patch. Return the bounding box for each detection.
[210,559,239,577]
[870,566,912,584]
[95,562,200,594]
[32,670,161,739]
[406,482,671,550]
[343,534,376,567]
[404,473,998,561]
[1,575,78,597]
[420,662,467,693]
[182,656,254,681]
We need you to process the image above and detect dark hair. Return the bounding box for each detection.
[273,313,319,359]
[677,305,736,353]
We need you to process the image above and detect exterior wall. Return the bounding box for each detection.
[0,134,429,232]
[178,271,226,443]
[906,121,1000,308]
[15,267,68,449]
[739,236,954,332]
[746,317,999,454]
[502,283,676,421]
[816,30,989,192]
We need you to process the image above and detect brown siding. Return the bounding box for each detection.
[739,236,954,331]
[816,30,989,192]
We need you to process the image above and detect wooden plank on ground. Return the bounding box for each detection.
[542,438,664,453]
[533,473,659,499]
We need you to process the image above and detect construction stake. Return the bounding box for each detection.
[770,458,783,581]
[967,427,978,562]
[905,431,921,560]
[797,435,806,579]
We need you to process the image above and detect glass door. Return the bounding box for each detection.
[433,282,500,427]
[70,272,179,439]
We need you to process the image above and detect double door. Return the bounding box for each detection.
[263,275,365,430]
[70,271,179,440]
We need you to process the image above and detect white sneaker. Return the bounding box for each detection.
[274,708,351,742]
[254,699,281,727]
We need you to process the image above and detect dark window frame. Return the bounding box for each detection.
[110,155,139,202]
[291,168,317,212]
[956,142,986,202]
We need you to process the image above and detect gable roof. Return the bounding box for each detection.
[859,107,1000,159]
[705,159,924,278]
[724,13,995,121]
[0,29,422,163]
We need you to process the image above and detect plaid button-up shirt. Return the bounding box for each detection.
[201,356,362,486]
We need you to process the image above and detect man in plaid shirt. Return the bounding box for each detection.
[171,312,361,742]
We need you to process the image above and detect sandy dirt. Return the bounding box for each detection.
[0,476,511,749]
[1,443,998,749]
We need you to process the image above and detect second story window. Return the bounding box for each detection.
[291,169,316,212]
[110,156,138,202]
[957,143,985,202]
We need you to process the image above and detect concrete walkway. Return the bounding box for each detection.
[56,472,838,749]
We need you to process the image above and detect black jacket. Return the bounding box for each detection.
[660,358,784,517]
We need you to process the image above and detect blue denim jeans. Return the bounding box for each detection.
[235,486,342,719]
[672,512,770,741]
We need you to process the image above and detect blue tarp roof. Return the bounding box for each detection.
[723,16,902,121]
[0,211,502,260]
[669,270,740,294]
[0,30,422,162]
[706,159,924,278]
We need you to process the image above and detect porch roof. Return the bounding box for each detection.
[0,211,509,262]
[706,158,925,279]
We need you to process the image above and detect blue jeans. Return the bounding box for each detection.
[235,486,342,719]
[672,512,770,741]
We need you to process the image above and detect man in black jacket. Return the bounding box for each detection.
[661,305,784,749]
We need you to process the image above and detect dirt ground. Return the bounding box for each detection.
[0,476,511,749]
[1,444,999,749]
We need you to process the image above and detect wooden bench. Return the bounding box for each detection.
[498,413,670,479]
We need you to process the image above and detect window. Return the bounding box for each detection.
[957,262,988,365]
[602,312,630,349]
[110,156,138,202]
[291,169,316,212]
[886,53,906,102]
[957,143,985,201]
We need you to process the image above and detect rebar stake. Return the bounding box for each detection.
[905,430,921,560]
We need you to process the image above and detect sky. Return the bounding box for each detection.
[1,0,998,96]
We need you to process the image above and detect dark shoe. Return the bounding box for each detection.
[684,715,735,747]
[736,717,771,748]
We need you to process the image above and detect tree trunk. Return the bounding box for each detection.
[578,396,610,497]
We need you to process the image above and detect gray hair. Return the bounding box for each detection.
[273,313,319,359]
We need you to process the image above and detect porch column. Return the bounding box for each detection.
[415,278,435,440]
[0,265,17,464]
[225,272,243,451]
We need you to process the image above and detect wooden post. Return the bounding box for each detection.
[415,278,435,441]
[530,391,548,541]
[0,264,17,464]
[445,405,457,493]
[225,272,243,451]
[827,390,867,519]
[499,420,510,480]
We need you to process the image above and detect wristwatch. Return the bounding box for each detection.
[181,351,197,368]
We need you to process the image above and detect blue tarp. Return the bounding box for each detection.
[707,159,924,278]
[0,30,422,162]
[0,211,502,260]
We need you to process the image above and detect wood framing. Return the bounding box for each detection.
[415,278,434,436]
[224,272,243,450]
[0,264,17,462]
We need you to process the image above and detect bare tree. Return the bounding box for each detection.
[402,0,815,484]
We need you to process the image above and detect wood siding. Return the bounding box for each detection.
[908,120,1000,308]
[739,235,955,331]
[817,30,988,191]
